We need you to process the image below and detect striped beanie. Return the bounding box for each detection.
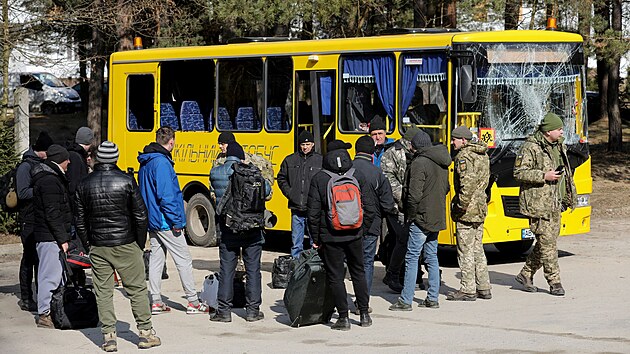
[96,141,119,164]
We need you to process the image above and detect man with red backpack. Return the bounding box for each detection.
[307,140,377,331]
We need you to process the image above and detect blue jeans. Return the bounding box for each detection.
[290,211,311,258]
[362,234,378,293]
[401,223,439,304]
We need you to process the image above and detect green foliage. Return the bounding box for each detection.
[0,118,19,234]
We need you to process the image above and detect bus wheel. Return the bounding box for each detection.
[494,240,534,256]
[185,193,217,247]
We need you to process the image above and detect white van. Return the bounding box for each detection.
[6,72,82,114]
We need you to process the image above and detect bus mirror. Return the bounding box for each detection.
[459,65,477,104]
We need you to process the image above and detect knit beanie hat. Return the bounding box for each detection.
[218,132,236,144]
[47,144,70,164]
[75,127,94,145]
[226,142,245,160]
[96,141,120,164]
[451,126,473,140]
[33,131,54,152]
[327,139,352,152]
[355,136,375,155]
[403,126,421,141]
[298,130,314,144]
[411,130,432,149]
[540,112,563,132]
[369,116,387,133]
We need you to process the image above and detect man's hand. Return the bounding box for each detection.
[312,243,320,249]
[61,242,69,253]
[544,170,561,182]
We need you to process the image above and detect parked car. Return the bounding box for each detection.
[2,72,82,114]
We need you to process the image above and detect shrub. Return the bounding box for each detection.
[0,117,19,234]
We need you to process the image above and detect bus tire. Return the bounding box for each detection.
[494,240,534,256]
[185,193,217,247]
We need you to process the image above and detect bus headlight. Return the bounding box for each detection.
[576,194,590,207]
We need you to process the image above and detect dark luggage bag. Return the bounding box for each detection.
[271,255,293,289]
[50,252,99,330]
[283,249,335,327]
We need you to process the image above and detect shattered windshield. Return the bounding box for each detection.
[459,42,586,153]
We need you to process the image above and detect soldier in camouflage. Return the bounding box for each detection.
[514,112,576,296]
[446,126,492,301]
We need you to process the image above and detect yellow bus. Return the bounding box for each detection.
[108,28,591,253]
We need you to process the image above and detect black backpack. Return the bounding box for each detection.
[0,166,19,213]
[217,162,266,233]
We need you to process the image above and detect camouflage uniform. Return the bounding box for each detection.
[381,138,413,214]
[452,140,491,294]
[514,131,576,285]
[211,152,274,201]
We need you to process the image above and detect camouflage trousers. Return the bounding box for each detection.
[456,221,491,294]
[521,213,562,285]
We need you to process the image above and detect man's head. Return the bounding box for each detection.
[226,141,245,161]
[298,130,315,155]
[46,144,70,171]
[403,126,421,147]
[218,132,236,154]
[411,130,432,152]
[156,127,176,152]
[540,112,564,143]
[355,135,375,156]
[75,127,94,151]
[33,131,53,158]
[369,115,387,146]
[451,126,473,150]
[95,141,119,164]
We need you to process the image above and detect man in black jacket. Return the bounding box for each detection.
[277,130,322,258]
[16,131,52,312]
[66,126,94,195]
[75,141,160,351]
[32,144,73,328]
[307,140,376,330]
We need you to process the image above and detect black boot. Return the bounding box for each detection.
[331,316,351,331]
[360,312,372,327]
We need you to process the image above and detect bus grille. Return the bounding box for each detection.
[502,196,528,219]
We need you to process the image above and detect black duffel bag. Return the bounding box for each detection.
[50,252,99,330]
[271,255,293,289]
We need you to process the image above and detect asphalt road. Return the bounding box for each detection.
[0,219,629,353]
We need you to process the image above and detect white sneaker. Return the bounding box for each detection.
[186,302,209,314]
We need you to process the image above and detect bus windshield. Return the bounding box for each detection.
[460,42,585,152]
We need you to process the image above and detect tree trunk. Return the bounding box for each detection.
[607,0,622,151]
[504,0,521,30]
[444,0,457,28]
[529,0,539,29]
[414,0,428,28]
[116,0,133,51]
[1,0,10,122]
[88,25,105,144]
[577,0,592,70]
[594,0,610,123]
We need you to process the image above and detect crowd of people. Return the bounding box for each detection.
[13,111,575,349]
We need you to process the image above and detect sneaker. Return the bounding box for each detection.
[331,316,351,331]
[360,312,372,327]
[18,299,37,312]
[102,332,117,352]
[186,302,210,314]
[138,328,161,349]
[446,290,477,301]
[209,312,232,323]
[418,298,439,309]
[515,272,537,292]
[477,289,492,300]
[388,298,412,311]
[36,313,54,329]
[549,283,565,296]
[246,311,265,322]
[151,303,171,315]
[352,301,372,316]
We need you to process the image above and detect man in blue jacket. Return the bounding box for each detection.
[138,127,208,315]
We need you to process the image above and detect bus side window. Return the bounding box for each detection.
[217,58,263,131]
[127,74,154,131]
[266,57,293,131]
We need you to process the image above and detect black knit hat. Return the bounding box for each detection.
[411,130,432,149]
[226,142,245,160]
[218,132,236,144]
[355,136,375,155]
[33,131,54,152]
[46,144,70,164]
[327,139,352,152]
[298,130,314,144]
[369,115,386,133]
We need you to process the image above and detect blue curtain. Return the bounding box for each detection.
[319,75,332,116]
[416,54,447,82]
[401,58,420,118]
[372,57,395,128]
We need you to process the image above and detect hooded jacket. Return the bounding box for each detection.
[307,148,376,244]
[31,161,73,245]
[403,144,451,232]
[452,140,491,223]
[353,153,397,236]
[66,141,89,195]
[16,148,43,230]
[277,149,322,212]
[137,142,186,231]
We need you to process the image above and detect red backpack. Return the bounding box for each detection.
[323,168,363,231]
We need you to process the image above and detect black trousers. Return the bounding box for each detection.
[386,217,423,283]
[321,238,369,317]
[19,229,39,302]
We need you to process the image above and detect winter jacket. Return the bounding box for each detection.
[31,161,73,245]
[514,131,577,218]
[307,148,376,245]
[353,153,397,236]
[75,163,148,249]
[372,137,395,167]
[66,142,89,195]
[452,140,491,223]
[277,150,322,211]
[15,148,43,231]
[403,144,451,232]
[210,156,240,204]
[381,138,413,210]
[137,142,186,231]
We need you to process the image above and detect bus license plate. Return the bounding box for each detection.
[521,229,535,239]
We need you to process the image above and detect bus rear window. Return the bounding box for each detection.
[127,75,154,131]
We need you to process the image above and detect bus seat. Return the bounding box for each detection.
[181,101,205,131]
[267,107,283,130]
[217,107,233,130]
[160,102,180,130]
[236,107,256,130]
[128,110,141,130]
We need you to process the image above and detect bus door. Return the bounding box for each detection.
[295,70,336,154]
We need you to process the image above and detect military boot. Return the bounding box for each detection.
[476,289,492,300]
[331,316,351,331]
[138,329,161,349]
[515,272,537,292]
[102,332,117,352]
[549,283,565,296]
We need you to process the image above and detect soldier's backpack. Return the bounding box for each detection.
[323,168,363,231]
[217,162,266,233]
[0,167,19,213]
